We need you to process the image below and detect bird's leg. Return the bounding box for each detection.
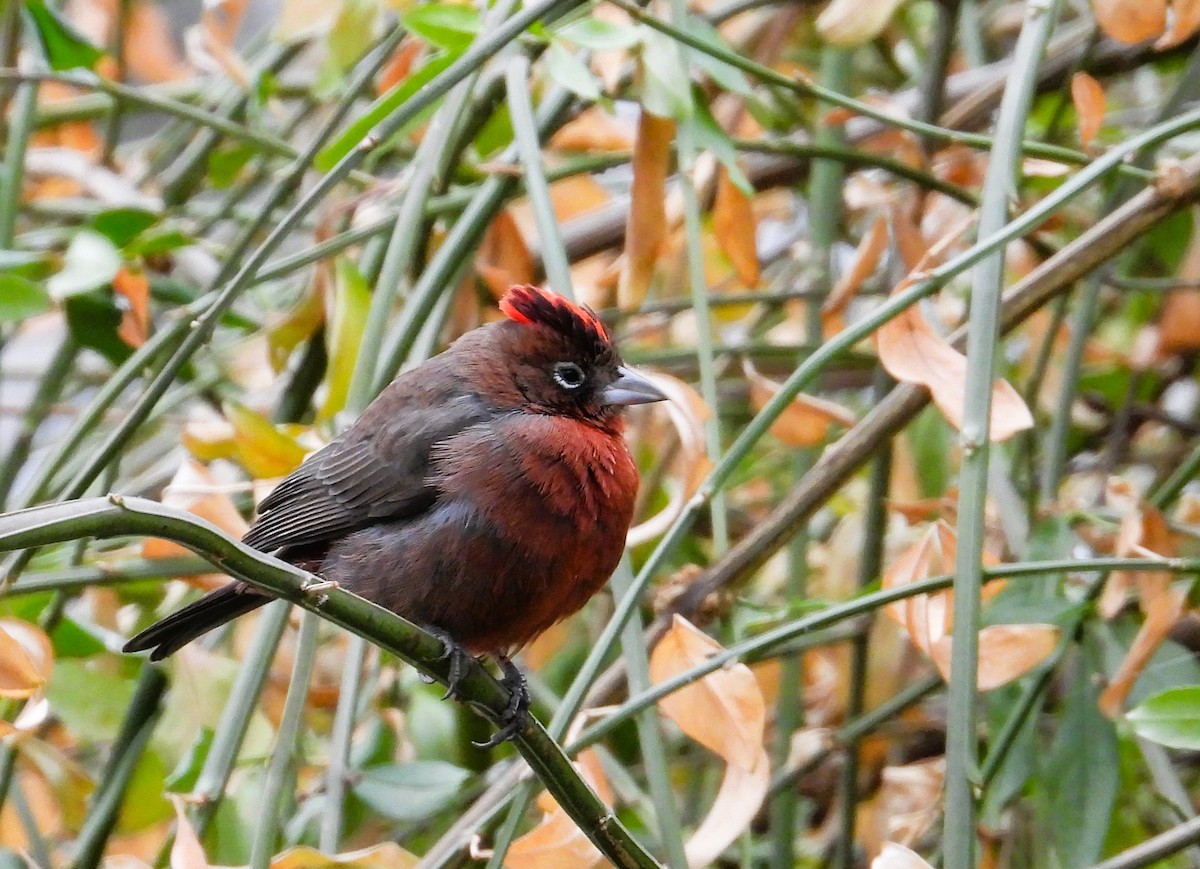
[473,656,531,749]
[424,626,474,701]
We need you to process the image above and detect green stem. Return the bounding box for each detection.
[250,610,320,868]
[944,3,1059,864]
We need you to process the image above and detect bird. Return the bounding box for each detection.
[124,284,666,743]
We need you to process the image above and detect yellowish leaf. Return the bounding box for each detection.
[712,166,759,287]
[318,257,371,422]
[267,278,326,373]
[649,615,766,770]
[684,747,768,868]
[225,403,309,479]
[619,111,675,308]
[550,107,635,152]
[743,359,856,447]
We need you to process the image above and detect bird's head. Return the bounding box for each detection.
[476,285,666,426]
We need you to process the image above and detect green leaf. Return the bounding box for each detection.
[555,16,641,50]
[315,52,457,172]
[680,18,753,97]
[47,231,122,299]
[92,207,158,247]
[47,617,106,658]
[0,275,50,322]
[688,100,752,193]
[64,291,132,366]
[545,41,601,101]
[165,727,214,792]
[24,0,105,70]
[207,144,257,188]
[1126,686,1200,750]
[351,761,471,821]
[1043,654,1119,868]
[318,257,372,422]
[130,228,193,257]
[46,658,138,741]
[639,28,692,120]
[402,3,481,50]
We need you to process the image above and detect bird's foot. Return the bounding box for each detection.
[425,626,474,701]
[473,656,531,749]
[300,577,339,605]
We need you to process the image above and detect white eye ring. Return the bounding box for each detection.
[553,362,586,390]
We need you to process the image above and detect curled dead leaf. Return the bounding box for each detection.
[743,359,856,447]
[505,749,611,869]
[649,615,766,770]
[872,842,936,869]
[627,373,711,547]
[823,214,889,334]
[1099,585,1187,716]
[928,624,1060,691]
[0,620,52,699]
[712,166,759,287]
[619,111,675,308]
[684,747,769,868]
[876,283,1033,442]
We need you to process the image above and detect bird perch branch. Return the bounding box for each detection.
[0,496,663,869]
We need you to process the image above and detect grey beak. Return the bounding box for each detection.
[602,366,668,406]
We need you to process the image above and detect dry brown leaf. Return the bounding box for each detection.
[114,266,151,348]
[712,166,759,287]
[824,213,889,333]
[1091,0,1166,42]
[505,749,610,869]
[0,620,51,699]
[817,0,908,45]
[1100,497,1177,618]
[929,624,1059,690]
[143,460,249,559]
[376,40,423,95]
[649,615,766,769]
[872,842,936,869]
[1071,73,1106,148]
[876,278,1033,442]
[550,107,635,152]
[743,359,856,447]
[627,373,711,547]
[1158,290,1200,354]
[684,747,769,868]
[476,210,534,299]
[170,795,211,869]
[619,111,675,308]
[868,758,944,856]
[1099,585,1187,716]
[1158,0,1200,46]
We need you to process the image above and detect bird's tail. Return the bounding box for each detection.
[123,583,269,661]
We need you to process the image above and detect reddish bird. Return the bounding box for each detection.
[124,285,665,740]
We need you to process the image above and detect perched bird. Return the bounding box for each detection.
[124,284,666,741]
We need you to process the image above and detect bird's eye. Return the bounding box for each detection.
[553,362,586,390]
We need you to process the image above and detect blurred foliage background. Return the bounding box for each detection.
[3,0,1200,866]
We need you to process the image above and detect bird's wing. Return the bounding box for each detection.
[243,372,490,553]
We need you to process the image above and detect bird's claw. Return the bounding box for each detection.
[301,577,339,605]
[473,656,530,749]
[426,626,473,701]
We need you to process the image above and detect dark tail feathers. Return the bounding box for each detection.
[123,583,269,661]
